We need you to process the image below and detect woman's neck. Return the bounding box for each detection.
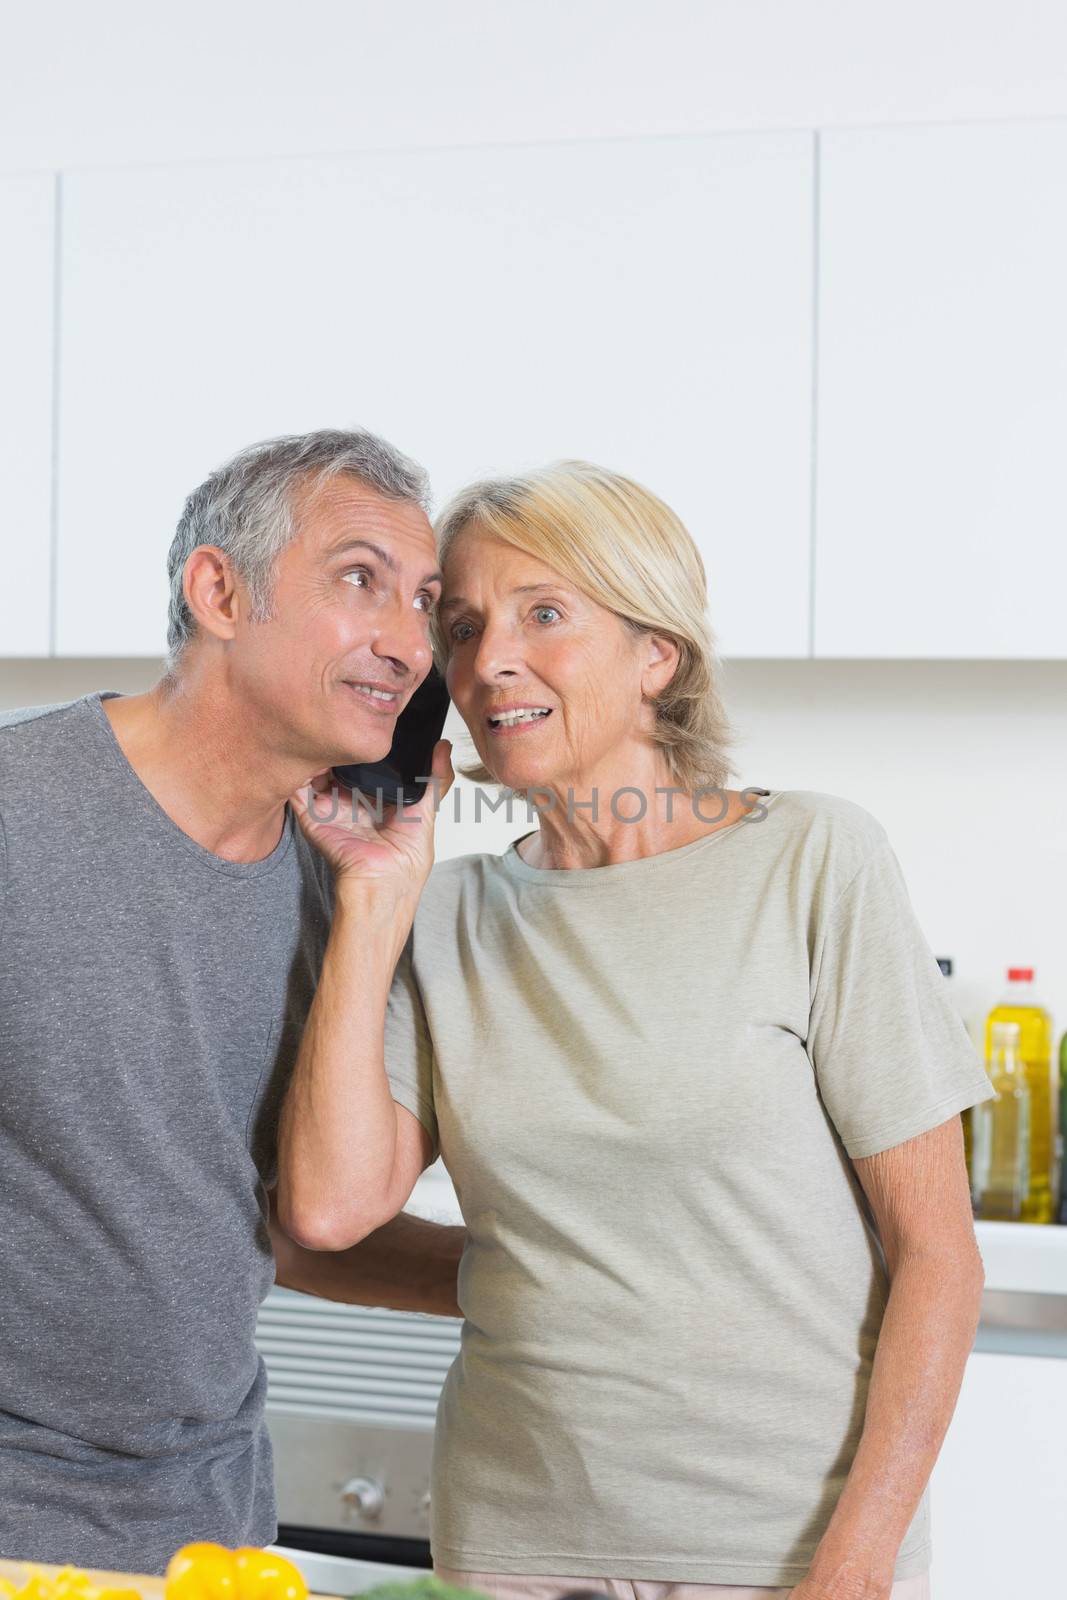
[514,775,753,870]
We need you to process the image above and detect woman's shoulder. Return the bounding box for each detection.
[770,787,888,845]
[765,788,892,887]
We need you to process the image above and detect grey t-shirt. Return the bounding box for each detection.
[0,691,333,1571]
[383,788,995,1588]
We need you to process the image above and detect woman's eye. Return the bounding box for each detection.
[450,621,475,642]
[534,606,561,624]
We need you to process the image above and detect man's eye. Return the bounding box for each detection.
[415,593,437,613]
[341,567,371,587]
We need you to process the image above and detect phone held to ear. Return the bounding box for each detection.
[332,664,451,808]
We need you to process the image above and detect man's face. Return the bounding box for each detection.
[230,474,443,767]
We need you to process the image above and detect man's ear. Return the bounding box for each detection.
[181,544,243,644]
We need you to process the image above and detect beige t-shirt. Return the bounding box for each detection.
[383,789,994,1586]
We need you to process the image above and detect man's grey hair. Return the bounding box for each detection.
[163,428,431,675]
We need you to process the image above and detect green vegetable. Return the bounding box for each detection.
[355,1580,491,1600]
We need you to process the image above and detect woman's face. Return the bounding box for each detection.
[439,526,676,794]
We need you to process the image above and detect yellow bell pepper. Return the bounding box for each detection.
[163,1546,307,1600]
[0,1571,141,1600]
[163,1548,235,1600]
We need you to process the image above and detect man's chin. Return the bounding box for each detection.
[331,712,396,768]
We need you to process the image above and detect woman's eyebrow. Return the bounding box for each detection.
[440,582,571,616]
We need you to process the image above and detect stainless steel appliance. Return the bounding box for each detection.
[267,1545,427,1596]
[256,1165,463,1567]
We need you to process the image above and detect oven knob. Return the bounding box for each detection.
[341,1475,385,1518]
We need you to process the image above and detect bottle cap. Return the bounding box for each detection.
[1007,967,1035,982]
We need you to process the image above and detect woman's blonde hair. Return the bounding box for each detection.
[430,459,739,794]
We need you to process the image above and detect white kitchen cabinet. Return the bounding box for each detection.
[816,121,1067,658]
[0,173,55,657]
[56,133,814,657]
[930,1349,1067,1596]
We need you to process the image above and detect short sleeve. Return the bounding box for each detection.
[383,930,440,1162]
[807,839,996,1160]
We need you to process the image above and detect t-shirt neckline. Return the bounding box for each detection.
[500,789,782,885]
[85,690,296,879]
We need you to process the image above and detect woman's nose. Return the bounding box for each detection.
[471,620,523,681]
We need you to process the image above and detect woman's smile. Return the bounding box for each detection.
[485,705,555,737]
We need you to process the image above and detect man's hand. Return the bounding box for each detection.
[268,1183,464,1317]
[289,738,454,893]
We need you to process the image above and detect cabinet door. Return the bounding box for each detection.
[816,123,1067,657]
[0,174,55,657]
[929,1350,1067,1594]
[56,134,814,657]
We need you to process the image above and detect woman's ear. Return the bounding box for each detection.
[641,632,681,699]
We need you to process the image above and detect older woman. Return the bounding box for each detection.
[278,461,994,1600]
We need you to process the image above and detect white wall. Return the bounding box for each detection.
[4,0,1067,175]
[5,655,1064,1045]
[4,0,1066,1030]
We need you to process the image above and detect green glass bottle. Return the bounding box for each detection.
[1058,1030,1067,1225]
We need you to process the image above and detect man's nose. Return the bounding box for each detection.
[370,597,434,675]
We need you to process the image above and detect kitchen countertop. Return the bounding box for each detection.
[971,1221,1067,1357]
[974,1218,1067,1294]
[0,1562,165,1596]
[0,1558,346,1599]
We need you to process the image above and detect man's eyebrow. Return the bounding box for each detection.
[440,582,571,616]
[325,537,443,588]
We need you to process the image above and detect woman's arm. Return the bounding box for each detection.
[795,1113,984,1600]
[277,743,453,1251]
[277,884,431,1249]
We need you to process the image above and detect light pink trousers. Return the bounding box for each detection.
[434,1564,931,1600]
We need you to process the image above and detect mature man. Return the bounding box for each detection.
[0,430,463,1570]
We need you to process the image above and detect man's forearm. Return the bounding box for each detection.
[804,1253,983,1596]
[270,1187,464,1317]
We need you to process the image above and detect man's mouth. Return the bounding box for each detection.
[344,681,401,713]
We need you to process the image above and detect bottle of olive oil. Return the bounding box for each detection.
[984,969,1054,1223]
[972,1022,1030,1221]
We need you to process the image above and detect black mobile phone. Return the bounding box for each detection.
[331,664,451,808]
